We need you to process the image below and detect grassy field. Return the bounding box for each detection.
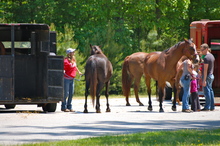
[20,128,220,146]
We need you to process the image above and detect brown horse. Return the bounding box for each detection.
[84,45,113,113]
[122,52,148,106]
[143,39,200,112]
[0,42,6,55]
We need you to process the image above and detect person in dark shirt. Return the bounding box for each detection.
[200,43,215,111]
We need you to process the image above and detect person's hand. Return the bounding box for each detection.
[202,81,206,87]
[79,71,83,76]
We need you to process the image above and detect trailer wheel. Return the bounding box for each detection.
[42,103,57,112]
[5,104,16,109]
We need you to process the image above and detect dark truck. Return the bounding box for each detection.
[0,23,64,112]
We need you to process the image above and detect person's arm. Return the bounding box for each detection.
[203,63,208,86]
[177,63,183,72]
[76,66,83,75]
[185,60,193,75]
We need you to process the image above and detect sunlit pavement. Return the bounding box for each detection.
[0,97,219,145]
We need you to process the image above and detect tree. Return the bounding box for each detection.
[2,0,220,95]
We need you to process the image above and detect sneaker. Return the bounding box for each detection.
[201,108,210,111]
[69,109,75,112]
[182,109,193,113]
[61,109,70,112]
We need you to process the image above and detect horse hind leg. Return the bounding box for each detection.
[145,75,152,111]
[95,83,104,113]
[84,81,90,113]
[172,86,177,111]
[147,87,152,111]
[95,94,101,113]
[105,81,111,112]
[95,91,101,113]
[134,77,144,106]
[158,86,164,112]
[125,77,134,106]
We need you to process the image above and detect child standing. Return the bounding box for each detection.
[190,67,201,112]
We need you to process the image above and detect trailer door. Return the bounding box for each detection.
[0,56,14,101]
[210,41,220,96]
[47,56,64,101]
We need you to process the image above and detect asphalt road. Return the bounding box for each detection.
[0,97,220,145]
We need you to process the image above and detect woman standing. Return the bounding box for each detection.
[61,48,82,112]
[177,59,194,113]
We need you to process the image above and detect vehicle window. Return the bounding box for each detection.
[2,42,31,48]
[210,39,220,50]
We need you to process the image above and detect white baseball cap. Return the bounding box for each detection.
[66,48,76,54]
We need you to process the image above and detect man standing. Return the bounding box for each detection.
[200,43,215,111]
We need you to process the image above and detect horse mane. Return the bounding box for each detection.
[164,42,181,54]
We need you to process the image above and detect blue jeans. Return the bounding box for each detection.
[180,76,191,110]
[203,74,215,110]
[61,78,75,110]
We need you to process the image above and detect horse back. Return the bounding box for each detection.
[85,54,112,82]
[127,52,148,76]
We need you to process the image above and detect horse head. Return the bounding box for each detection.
[90,44,103,55]
[182,38,200,64]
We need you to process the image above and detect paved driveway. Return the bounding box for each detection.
[0,97,219,145]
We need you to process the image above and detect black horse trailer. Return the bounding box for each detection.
[0,23,64,112]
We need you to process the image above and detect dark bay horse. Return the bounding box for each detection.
[0,42,6,55]
[122,52,148,106]
[143,39,200,112]
[84,45,113,113]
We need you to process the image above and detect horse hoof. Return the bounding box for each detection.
[159,109,164,112]
[148,106,153,111]
[172,107,177,111]
[83,110,88,113]
[126,103,131,106]
[96,110,101,113]
[139,103,144,106]
[106,109,111,112]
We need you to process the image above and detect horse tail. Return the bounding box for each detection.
[90,61,97,106]
[122,56,132,97]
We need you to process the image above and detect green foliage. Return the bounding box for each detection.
[2,0,220,96]
[141,28,163,53]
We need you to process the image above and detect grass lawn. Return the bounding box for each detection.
[20,128,220,146]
